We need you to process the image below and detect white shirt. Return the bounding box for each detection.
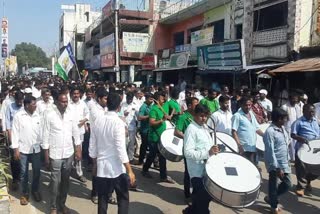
[41,105,81,159]
[314,102,320,124]
[36,99,54,116]
[11,109,41,154]
[89,111,129,178]
[89,101,108,125]
[1,96,14,129]
[281,102,303,132]
[259,98,273,112]
[121,102,138,131]
[69,99,90,135]
[207,109,233,135]
[32,86,41,99]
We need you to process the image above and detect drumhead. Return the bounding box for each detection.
[165,121,174,129]
[205,152,261,193]
[216,132,239,153]
[298,140,320,165]
[160,129,183,156]
[256,123,270,152]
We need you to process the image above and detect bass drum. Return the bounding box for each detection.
[256,123,270,152]
[216,132,239,153]
[159,128,183,162]
[165,120,174,129]
[297,140,320,176]
[204,152,261,208]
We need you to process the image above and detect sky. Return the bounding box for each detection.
[0,0,107,56]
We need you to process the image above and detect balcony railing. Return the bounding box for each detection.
[160,0,203,19]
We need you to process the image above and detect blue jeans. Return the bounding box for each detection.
[20,152,41,194]
[268,171,291,209]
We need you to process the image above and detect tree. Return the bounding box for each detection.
[11,42,50,72]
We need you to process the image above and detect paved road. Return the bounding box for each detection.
[9,160,320,214]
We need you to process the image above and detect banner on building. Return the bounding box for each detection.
[197,40,246,71]
[101,53,115,68]
[100,33,115,55]
[169,52,189,69]
[191,27,213,45]
[123,32,150,53]
[1,17,8,58]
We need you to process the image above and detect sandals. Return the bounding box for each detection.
[108,197,117,205]
[20,195,29,205]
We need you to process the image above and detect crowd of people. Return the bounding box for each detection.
[0,76,319,214]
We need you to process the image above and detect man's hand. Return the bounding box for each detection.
[163,114,172,121]
[238,144,244,154]
[277,169,284,178]
[209,145,220,156]
[128,171,136,187]
[78,119,87,128]
[75,146,82,161]
[13,149,20,161]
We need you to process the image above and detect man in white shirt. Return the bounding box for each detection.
[69,87,90,183]
[36,88,53,116]
[42,93,82,214]
[89,93,136,214]
[281,92,303,161]
[1,86,16,132]
[207,95,232,135]
[259,89,273,116]
[11,96,42,205]
[121,92,138,163]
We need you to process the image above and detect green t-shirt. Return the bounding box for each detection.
[168,99,181,124]
[176,111,193,134]
[139,102,152,134]
[162,101,169,114]
[148,104,168,143]
[200,98,219,113]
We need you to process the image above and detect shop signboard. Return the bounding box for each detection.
[197,40,246,71]
[90,55,101,70]
[169,52,189,69]
[101,53,115,68]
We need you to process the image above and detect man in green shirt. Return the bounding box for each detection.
[200,89,219,113]
[167,87,182,124]
[137,93,153,165]
[142,91,174,183]
[174,97,199,203]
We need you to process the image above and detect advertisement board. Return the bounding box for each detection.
[1,17,8,58]
[123,32,150,53]
[101,53,115,68]
[90,55,101,70]
[169,52,189,69]
[141,55,156,70]
[100,33,115,55]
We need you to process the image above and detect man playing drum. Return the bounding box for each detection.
[264,108,292,214]
[141,91,174,183]
[291,104,320,197]
[174,97,199,204]
[232,97,264,164]
[183,104,219,214]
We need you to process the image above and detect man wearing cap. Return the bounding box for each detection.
[259,89,273,117]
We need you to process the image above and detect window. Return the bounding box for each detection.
[235,24,243,39]
[60,26,64,42]
[208,19,225,43]
[174,31,184,46]
[84,12,90,22]
[254,2,288,31]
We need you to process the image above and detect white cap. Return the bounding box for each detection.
[303,94,308,99]
[259,89,268,96]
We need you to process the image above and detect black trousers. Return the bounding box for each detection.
[138,132,148,163]
[184,158,191,198]
[96,174,129,214]
[190,177,211,214]
[10,148,21,182]
[142,142,167,179]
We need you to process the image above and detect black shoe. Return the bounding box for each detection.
[32,191,42,202]
[264,196,270,205]
[141,171,153,178]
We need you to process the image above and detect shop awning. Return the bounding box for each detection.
[270,58,320,73]
[153,65,197,72]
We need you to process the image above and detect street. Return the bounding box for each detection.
[9,160,320,214]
